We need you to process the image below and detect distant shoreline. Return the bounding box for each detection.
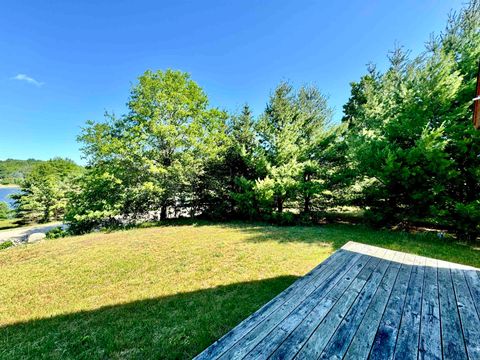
[0,184,21,188]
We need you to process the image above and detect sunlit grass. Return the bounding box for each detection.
[0,223,478,359]
[0,218,21,231]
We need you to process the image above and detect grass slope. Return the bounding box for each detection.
[0,223,478,359]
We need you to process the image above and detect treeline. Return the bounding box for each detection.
[65,71,344,233]
[0,159,43,184]
[14,1,480,241]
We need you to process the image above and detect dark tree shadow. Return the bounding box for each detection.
[0,276,298,360]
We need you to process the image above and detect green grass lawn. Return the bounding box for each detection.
[0,223,478,359]
[0,218,21,231]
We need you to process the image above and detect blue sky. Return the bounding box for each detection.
[0,0,463,164]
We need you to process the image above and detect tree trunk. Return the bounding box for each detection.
[304,195,311,214]
[160,205,167,220]
[276,196,283,213]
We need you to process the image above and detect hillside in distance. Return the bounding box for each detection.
[0,159,44,185]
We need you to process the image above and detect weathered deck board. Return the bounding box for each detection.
[268,252,373,360]
[393,255,426,360]
[344,252,405,359]
[438,263,468,360]
[194,242,480,360]
[194,248,352,360]
[318,249,396,359]
[218,248,363,359]
[418,258,442,360]
[451,267,480,359]
[368,253,416,360]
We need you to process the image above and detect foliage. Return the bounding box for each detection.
[12,158,83,224]
[342,1,480,241]
[0,159,43,185]
[0,201,10,219]
[0,240,13,250]
[67,70,229,232]
[65,1,480,242]
[45,226,70,239]
[0,218,21,231]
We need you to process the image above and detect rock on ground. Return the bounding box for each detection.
[27,232,46,243]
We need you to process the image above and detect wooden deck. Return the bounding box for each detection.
[195,242,480,360]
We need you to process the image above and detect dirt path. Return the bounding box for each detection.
[0,222,63,244]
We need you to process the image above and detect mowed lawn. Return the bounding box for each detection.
[0,223,479,359]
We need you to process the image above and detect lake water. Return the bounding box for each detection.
[0,187,20,208]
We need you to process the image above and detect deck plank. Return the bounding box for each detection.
[368,253,417,360]
[318,249,400,359]
[418,258,442,360]
[464,269,480,319]
[438,262,468,360]
[261,253,375,360]
[393,255,426,360]
[343,251,405,359]
[263,247,385,360]
[294,250,388,359]
[194,248,352,360]
[451,268,480,359]
[194,243,480,360]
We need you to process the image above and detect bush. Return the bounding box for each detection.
[46,227,70,239]
[0,240,13,250]
[269,211,296,226]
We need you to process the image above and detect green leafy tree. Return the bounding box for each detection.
[437,1,480,241]
[69,69,228,232]
[295,85,333,214]
[256,82,302,214]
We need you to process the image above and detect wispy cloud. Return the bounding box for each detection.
[12,73,44,87]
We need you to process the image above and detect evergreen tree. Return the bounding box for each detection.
[255,82,332,216]
[0,202,10,220]
[13,158,83,223]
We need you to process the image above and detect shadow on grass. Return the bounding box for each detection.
[0,276,298,360]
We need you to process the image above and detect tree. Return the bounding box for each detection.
[0,202,10,219]
[0,159,43,185]
[342,0,480,241]
[256,82,302,214]
[13,158,83,223]
[69,69,228,232]
[255,82,332,216]
[295,85,332,214]
[344,45,458,226]
[222,104,262,219]
[437,1,480,241]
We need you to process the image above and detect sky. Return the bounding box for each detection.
[0,0,464,164]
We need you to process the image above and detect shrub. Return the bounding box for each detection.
[269,211,296,226]
[0,240,13,250]
[46,227,70,239]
